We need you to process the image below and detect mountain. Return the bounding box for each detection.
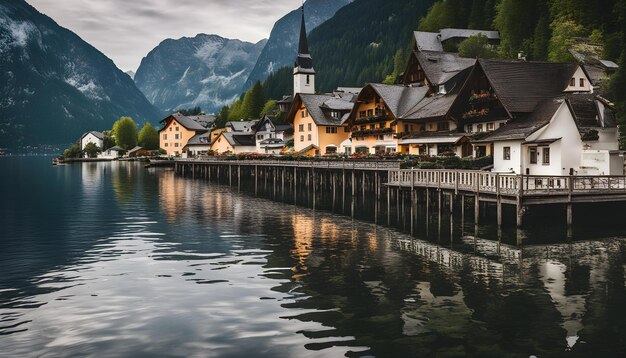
[125,70,135,80]
[134,34,266,115]
[0,0,161,149]
[243,0,351,90]
[307,0,436,92]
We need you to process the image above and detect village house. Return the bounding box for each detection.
[412,28,500,53]
[98,146,125,159]
[210,120,258,154]
[284,7,355,156]
[158,113,215,157]
[253,115,294,154]
[473,94,620,175]
[80,131,104,157]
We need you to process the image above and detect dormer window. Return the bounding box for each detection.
[438,85,446,94]
[570,78,575,86]
[580,78,585,87]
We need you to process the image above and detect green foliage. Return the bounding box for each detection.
[241,81,266,119]
[418,0,469,32]
[138,122,159,149]
[227,99,244,121]
[260,100,278,118]
[112,117,138,150]
[83,142,101,158]
[458,34,499,58]
[548,19,586,62]
[103,136,116,151]
[63,143,82,159]
[215,106,230,129]
[177,106,203,116]
[382,48,407,84]
[494,0,544,59]
[262,67,292,100]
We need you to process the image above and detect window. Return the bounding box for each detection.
[570,78,575,86]
[487,123,494,131]
[477,124,483,132]
[580,78,585,87]
[307,134,311,141]
[176,127,179,131]
[437,122,449,131]
[299,124,304,132]
[379,122,385,129]
[163,134,167,140]
[466,125,473,133]
[300,135,304,142]
[306,75,310,85]
[165,143,168,147]
[503,146,511,160]
[257,135,263,140]
[344,127,350,132]
[308,123,312,131]
[367,109,373,116]
[499,122,505,128]
[325,127,337,134]
[529,147,537,164]
[369,124,375,130]
[542,147,550,164]
[359,111,366,118]
[169,127,172,131]
[175,134,180,140]
[174,143,179,148]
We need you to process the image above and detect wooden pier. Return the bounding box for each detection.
[173,158,626,231]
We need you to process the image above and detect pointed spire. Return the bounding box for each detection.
[298,6,309,55]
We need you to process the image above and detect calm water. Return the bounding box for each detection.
[1,157,626,357]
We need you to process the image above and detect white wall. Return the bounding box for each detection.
[293,71,315,95]
[493,141,522,173]
[81,133,103,150]
[564,66,593,93]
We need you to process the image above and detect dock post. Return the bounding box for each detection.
[273,167,277,199]
[208,164,211,181]
[255,165,258,195]
[237,165,241,191]
[376,171,380,201]
[387,185,391,225]
[362,171,366,202]
[567,176,573,235]
[293,167,297,205]
[229,165,232,187]
[312,168,316,209]
[516,174,524,228]
[496,174,502,227]
[342,170,346,211]
[461,194,465,236]
[352,170,356,197]
[449,193,453,214]
[566,204,573,227]
[281,167,285,200]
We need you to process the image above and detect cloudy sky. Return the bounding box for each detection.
[27,0,303,72]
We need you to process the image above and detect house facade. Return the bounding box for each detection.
[254,116,294,154]
[159,113,214,157]
[80,131,104,157]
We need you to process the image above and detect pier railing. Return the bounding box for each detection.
[177,158,401,170]
[387,169,626,196]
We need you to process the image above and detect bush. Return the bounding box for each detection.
[62,143,82,159]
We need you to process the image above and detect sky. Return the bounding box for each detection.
[26,0,303,72]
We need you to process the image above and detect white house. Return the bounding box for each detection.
[254,116,294,154]
[476,94,621,175]
[80,131,104,157]
[98,146,125,159]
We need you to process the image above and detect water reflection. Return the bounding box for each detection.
[1,158,626,357]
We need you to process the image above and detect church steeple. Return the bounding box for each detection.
[293,5,315,95]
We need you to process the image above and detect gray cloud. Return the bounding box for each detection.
[27,0,303,71]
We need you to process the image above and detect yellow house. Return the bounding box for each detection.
[159,113,210,157]
[286,92,354,155]
[346,83,428,155]
[210,132,257,154]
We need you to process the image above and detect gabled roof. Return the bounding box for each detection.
[353,83,428,120]
[415,51,476,87]
[402,93,459,120]
[128,146,143,152]
[186,115,216,129]
[159,113,208,132]
[81,131,104,141]
[478,59,579,113]
[226,120,259,133]
[439,28,500,42]
[219,132,256,147]
[186,131,212,146]
[413,31,443,52]
[288,93,354,126]
[565,94,616,129]
[473,97,562,143]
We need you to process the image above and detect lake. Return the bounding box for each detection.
[1,157,626,357]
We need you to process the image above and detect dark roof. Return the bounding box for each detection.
[226,120,259,132]
[220,132,256,147]
[399,130,467,145]
[186,131,212,146]
[159,113,208,132]
[566,94,616,129]
[298,144,319,154]
[361,83,429,119]
[277,95,293,104]
[402,93,458,120]
[474,98,562,143]
[439,28,500,42]
[415,51,476,87]
[295,7,313,70]
[128,146,143,152]
[478,59,579,113]
[413,31,443,52]
[291,93,354,126]
[81,131,104,140]
[582,64,605,86]
[186,115,216,129]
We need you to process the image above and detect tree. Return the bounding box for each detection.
[138,122,159,149]
[260,100,278,118]
[215,105,230,128]
[112,117,138,149]
[177,106,203,116]
[548,19,585,62]
[227,99,244,121]
[418,2,455,32]
[103,135,116,150]
[63,143,82,158]
[83,142,101,158]
[241,81,266,119]
[494,0,543,58]
[458,34,499,58]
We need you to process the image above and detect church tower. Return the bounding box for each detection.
[293,6,315,96]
